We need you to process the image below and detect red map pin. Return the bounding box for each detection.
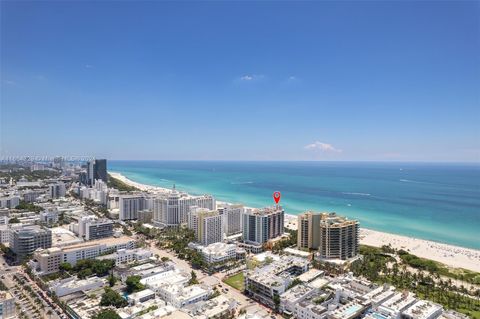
[273,191,281,204]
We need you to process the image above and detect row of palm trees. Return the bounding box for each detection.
[347,248,480,318]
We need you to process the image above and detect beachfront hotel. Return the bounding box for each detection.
[187,207,224,245]
[298,212,359,260]
[242,206,285,245]
[152,187,216,227]
[218,203,244,236]
[119,194,146,220]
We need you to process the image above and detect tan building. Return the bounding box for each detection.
[188,207,223,245]
[297,212,359,260]
[32,236,135,274]
[297,211,322,250]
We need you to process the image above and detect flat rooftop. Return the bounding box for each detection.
[62,236,133,252]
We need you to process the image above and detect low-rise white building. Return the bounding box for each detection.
[100,248,152,265]
[32,236,135,274]
[49,276,105,297]
[200,242,236,264]
[157,284,211,308]
[127,289,156,305]
[403,300,443,319]
[140,269,191,292]
[244,255,309,307]
[0,195,20,208]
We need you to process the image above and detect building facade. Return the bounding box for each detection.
[242,206,284,245]
[78,216,114,240]
[10,225,52,260]
[87,159,107,186]
[318,213,359,260]
[153,189,216,227]
[219,204,244,236]
[32,236,136,274]
[297,211,322,250]
[119,194,145,221]
[188,207,224,246]
[49,182,66,199]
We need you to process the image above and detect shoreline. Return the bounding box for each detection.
[109,170,480,272]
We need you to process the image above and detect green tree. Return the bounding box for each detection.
[59,262,72,273]
[273,294,281,312]
[8,217,20,224]
[100,287,127,308]
[125,275,145,293]
[188,271,198,285]
[108,274,117,287]
[92,309,121,319]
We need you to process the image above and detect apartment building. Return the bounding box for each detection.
[119,194,145,221]
[218,203,244,236]
[10,225,52,261]
[31,236,135,274]
[242,206,284,245]
[188,207,224,245]
[153,188,215,227]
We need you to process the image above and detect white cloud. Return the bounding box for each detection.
[238,74,264,81]
[3,80,16,85]
[85,64,94,69]
[304,141,342,153]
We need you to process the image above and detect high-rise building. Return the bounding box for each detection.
[318,213,359,260]
[153,188,216,227]
[87,159,107,186]
[297,211,322,250]
[10,225,52,261]
[53,156,65,169]
[0,195,20,209]
[242,206,284,245]
[188,207,224,245]
[218,204,244,236]
[297,212,359,260]
[78,215,114,240]
[119,195,145,221]
[49,182,66,198]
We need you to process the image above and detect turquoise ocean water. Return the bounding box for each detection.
[109,161,480,250]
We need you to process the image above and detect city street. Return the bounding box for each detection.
[148,241,281,318]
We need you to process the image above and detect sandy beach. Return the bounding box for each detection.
[111,171,480,273]
[285,214,480,272]
[109,171,172,194]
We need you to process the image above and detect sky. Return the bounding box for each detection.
[1,1,479,162]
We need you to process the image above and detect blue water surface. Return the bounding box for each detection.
[109,161,480,249]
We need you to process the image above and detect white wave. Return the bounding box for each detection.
[399,179,427,184]
[342,192,371,196]
[230,181,254,185]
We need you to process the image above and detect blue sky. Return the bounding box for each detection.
[1,1,479,161]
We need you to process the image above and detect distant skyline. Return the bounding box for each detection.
[1,1,479,162]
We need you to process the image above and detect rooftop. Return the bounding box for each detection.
[61,235,133,252]
[403,300,443,319]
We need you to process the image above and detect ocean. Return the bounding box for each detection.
[109,161,480,250]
